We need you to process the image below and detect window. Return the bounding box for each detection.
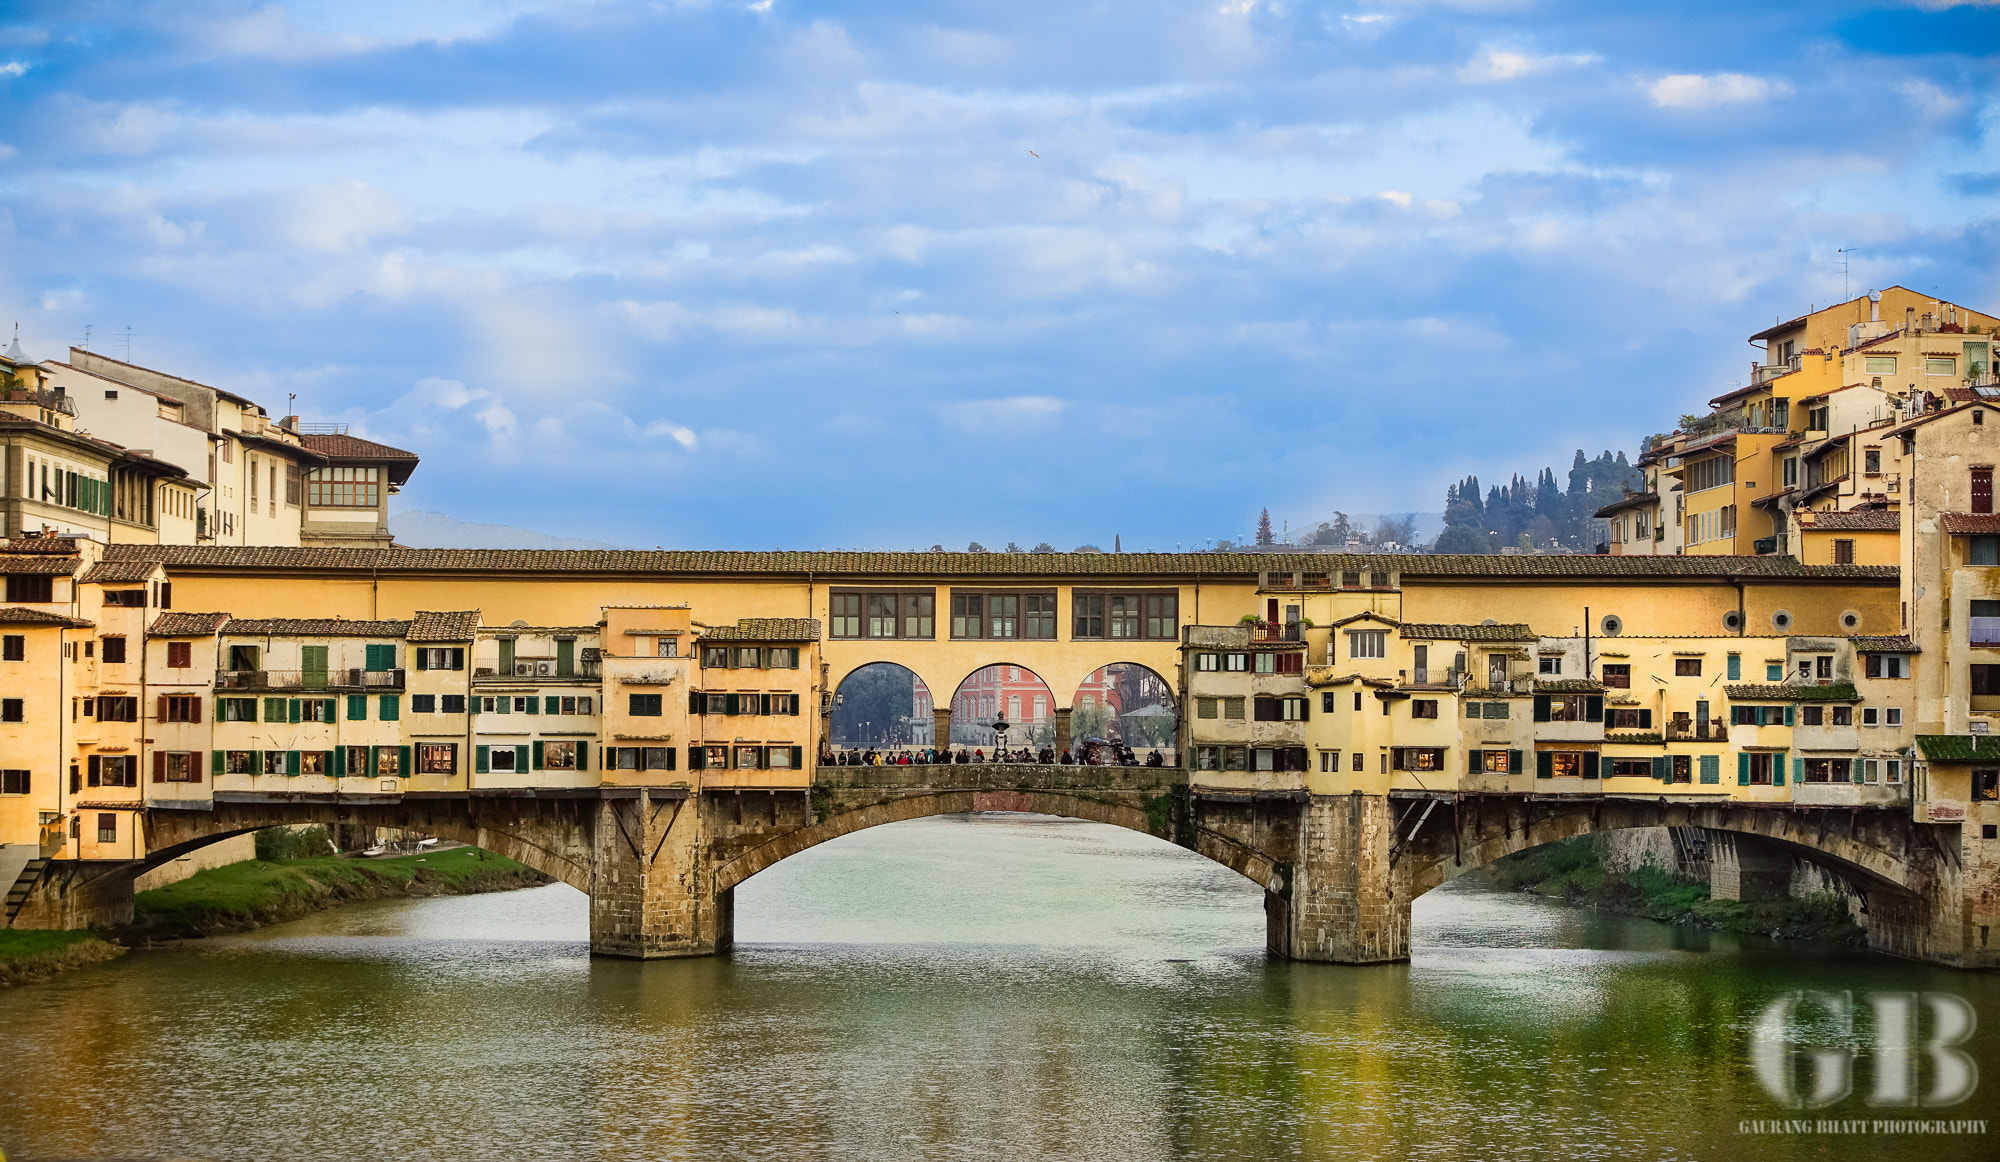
[1,635,21,661]
[411,694,436,714]
[1784,457,1798,487]
[96,814,117,844]
[1195,653,1220,672]
[615,747,674,771]
[285,462,301,506]
[1541,751,1594,778]
[1281,697,1308,721]
[305,466,380,507]
[166,641,192,668]
[1609,759,1653,778]
[1675,658,1702,677]
[544,742,577,771]
[441,694,466,715]
[156,752,198,783]
[1222,697,1245,720]
[1347,631,1386,659]
[1601,664,1630,689]
[832,590,933,639]
[1732,705,1788,726]
[657,637,678,657]
[629,693,663,716]
[1224,654,1248,672]
[101,590,146,607]
[1352,751,1365,772]
[161,695,199,722]
[1538,656,1562,675]
[1866,356,1896,374]
[5,576,53,603]
[1803,706,1823,726]
[1197,698,1217,719]
[1744,753,1776,784]
[1864,449,1881,475]
[1411,700,1437,719]
[223,750,257,775]
[1804,757,1843,783]
[1672,755,1692,783]
[220,697,256,721]
[1862,707,1879,726]
[1071,592,1176,639]
[1976,467,1994,516]
[1607,709,1652,729]
[1830,705,1851,726]
[1686,455,1734,493]
[1886,708,1903,725]
[1391,748,1444,772]
[97,697,137,722]
[0,769,27,794]
[1927,357,1957,377]
[1834,539,1855,565]
[1196,747,1219,770]
[1865,653,1907,679]
[1479,750,1512,774]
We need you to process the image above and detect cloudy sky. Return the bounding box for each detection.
[1,1,1994,550]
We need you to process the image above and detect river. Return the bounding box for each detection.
[1,813,1995,1161]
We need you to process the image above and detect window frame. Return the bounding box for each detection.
[1070,589,1177,640]
[829,588,936,640]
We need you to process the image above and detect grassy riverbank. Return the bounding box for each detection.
[0,929,127,988]
[124,845,553,940]
[1486,836,1866,946]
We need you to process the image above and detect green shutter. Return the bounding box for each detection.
[451,648,464,671]
[212,749,224,776]
[515,745,530,773]
[525,697,539,716]
[790,746,803,770]
[399,745,411,777]
[334,746,346,777]
[287,750,300,776]
[380,695,399,721]
[1537,751,1553,778]
[415,648,428,671]
[1700,755,1717,784]
[476,745,489,774]
[690,746,706,770]
[215,697,225,722]
[1599,755,1614,779]
[1738,753,1750,785]
[322,699,335,722]
[289,698,301,724]
[1777,755,1790,786]
[263,697,283,722]
[348,694,366,721]
[495,696,510,715]
[1727,654,1741,680]
[725,694,739,716]
[556,639,574,678]
[246,751,261,776]
[1784,705,1795,727]
[532,740,544,770]
[1653,755,1670,780]
[545,696,559,715]
[1468,750,1481,775]
[1851,758,1865,784]
[1510,750,1523,775]
[577,742,588,772]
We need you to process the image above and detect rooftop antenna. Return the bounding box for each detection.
[73,323,92,350]
[1837,247,1861,301]
[117,326,138,361]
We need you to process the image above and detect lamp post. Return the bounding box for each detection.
[991,715,1010,760]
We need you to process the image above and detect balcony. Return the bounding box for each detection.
[2,387,78,417]
[1664,720,1729,742]
[214,668,405,691]
[474,658,600,683]
[1252,623,1303,643]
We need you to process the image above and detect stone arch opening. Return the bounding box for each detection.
[1071,662,1177,761]
[712,791,1283,900]
[829,662,935,751]
[948,664,1055,752]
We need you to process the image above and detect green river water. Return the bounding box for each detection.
[0,813,1995,1161]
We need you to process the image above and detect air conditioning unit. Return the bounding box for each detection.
[515,661,534,677]
[537,660,554,676]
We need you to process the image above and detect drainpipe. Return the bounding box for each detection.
[1583,606,1592,682]
[1731,576,1746,637]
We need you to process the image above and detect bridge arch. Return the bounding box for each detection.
[1401,797,1925,908]
[1070,662,1177,755]
[828,661,935,749]
[711,784,1284,898]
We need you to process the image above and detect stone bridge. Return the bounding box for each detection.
[13,775,1985,969]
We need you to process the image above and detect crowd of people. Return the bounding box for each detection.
[821,742,1172,768]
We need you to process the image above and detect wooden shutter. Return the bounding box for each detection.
[1468,750,1481,775]
[577,742,588,772]
[1536,751,1553,778]
[725,694,739,716]
[1851,757,1864,784]
[532,741,544,770]
[288,751,300,776]
[790,746,803,770]
[1738,753,1750,784]
[1653,755,1670,780]
[525,697,539,716]
[1639,710,1652,728]
[334,746,346,777]
[476,745,489,774]
[153,752,166,783]
[88,756,101,786]
[156,695,167,722]
[191,696,202,721]
[1726,654,1741,680]
[1975,466,1993,514]
[1599,755,1614,779]
[542,696,556,715]
[690,691,704,714]
[1533,696,1551,722]
[322,699,334,722]
[399,746,411,777]
[210,750,223,778]
[451,648,464,670]
[288,698,300,724]
[348,695,365,721]
[1784,705,1795,727]
[1585,697,1603,722]
[1778,755,1791,786]
[381,695,399,721]
[515,745,529,772]
[1510,750,1523,775]
[415,648,427,671]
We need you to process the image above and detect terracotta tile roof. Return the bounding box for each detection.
[1328,611,1400,628]
[1533,679,1605,693]
[80,560,162,583]
[407,610,481,641]
[0,605,94,627]
[299,433,419,461]
[1592,493,1658,518]
[0,555,81,575]
[1940,513,2000,535]
[149,612,231,636]
[1724,682,1860,701]
[1,537,82,554]
[699,618,821,642]
[96,545,1903,582]
[1804,510,1900,532]
[221,618,412,637]
[1400,623,1536,641]
[1916,735,2000,763]
[1850,635,1919,653]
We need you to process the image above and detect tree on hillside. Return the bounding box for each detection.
[1375,514,1417,546]
[1309,513,1352,546]
[1256,509,1275,546]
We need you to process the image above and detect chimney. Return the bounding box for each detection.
[282,415,298,432]
[1869,289,1880,322]
[1907,306,1917,334]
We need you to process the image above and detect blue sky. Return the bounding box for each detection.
[1,1,1994,550]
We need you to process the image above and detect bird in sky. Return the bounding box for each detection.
[1028,149,1039,159]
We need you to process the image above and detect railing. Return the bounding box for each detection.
[2,387,78,417]
[1253,624,1303,643]
[1665,721,1729,742]
[214,668,406,691]
[474,662,599,683]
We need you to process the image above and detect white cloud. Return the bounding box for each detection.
[643,419,700,448]
[939,395,1067,432]
[1458,47,1598,83]
[0,61,28,77]
[1649,73,1786,109]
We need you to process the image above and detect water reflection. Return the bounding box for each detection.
[0,814,1994,1162]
